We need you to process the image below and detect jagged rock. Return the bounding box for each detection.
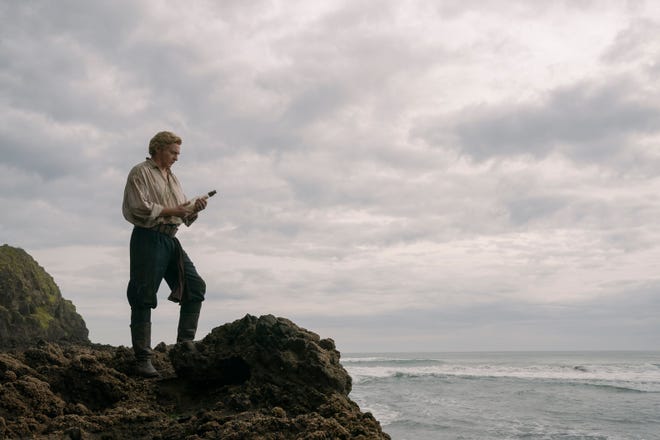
[0,245,89,348]
[0,317,390,439]
[169,314,351,411]
[165,314,388,438]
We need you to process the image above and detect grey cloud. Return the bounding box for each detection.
[1,193,126,249]
[416,77,660,164]
[601,18,660,67]
[4,0,660,351]
[0,115,95,179]
[505,196,566,226]
[3,0,436,164]
[252,3,440,143]
[431,0,556,19]
[502,186,660,240]
[1,2,146,126]
[2,1,142,49]
[1,1,253,157]
[282,82,349,127]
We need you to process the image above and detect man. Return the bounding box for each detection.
[122,131,208,377]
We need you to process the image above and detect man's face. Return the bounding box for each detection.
[153,143,181,169]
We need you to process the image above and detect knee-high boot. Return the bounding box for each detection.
[177,301,201,347]
[130,307,159,378]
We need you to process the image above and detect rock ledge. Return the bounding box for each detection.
[0,315,390,439]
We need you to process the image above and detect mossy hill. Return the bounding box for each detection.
[0,244,89,348]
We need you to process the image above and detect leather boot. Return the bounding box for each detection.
[130,308,159,378]
[176,301,201,350]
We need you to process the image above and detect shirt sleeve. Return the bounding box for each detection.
[122,170,163,224]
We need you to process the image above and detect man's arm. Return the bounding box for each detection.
[123,172,164,223]
[160,205,189,218]
[161,197,207,225]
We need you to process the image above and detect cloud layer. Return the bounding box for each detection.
[2,0,660,350]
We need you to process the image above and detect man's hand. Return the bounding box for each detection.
[160,197,206,219]
[194,197,208,213]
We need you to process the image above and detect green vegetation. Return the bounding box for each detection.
[33,306,55,329]
[0,244,90,346]
[0,244,62,306]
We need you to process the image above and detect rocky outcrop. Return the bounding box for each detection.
[166,314,386,438]
[0,315,390,439]
[0,245,389,438]
[170,314,351,404]
[0,245,89,348]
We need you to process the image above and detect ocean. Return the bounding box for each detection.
[342,351,660,440]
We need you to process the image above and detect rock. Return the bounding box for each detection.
[0,317,391,439]
[165,314,389,438]
[0,245,89,348]
[169,315,351,412]
[0,246,389,439]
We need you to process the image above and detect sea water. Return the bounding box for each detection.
[342,352,660,440]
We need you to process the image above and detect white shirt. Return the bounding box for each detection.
[122,158,196,228]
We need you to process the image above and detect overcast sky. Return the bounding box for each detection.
[2,0,660,352]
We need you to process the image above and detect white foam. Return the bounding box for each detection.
[345,361,660,392]
[351,397,401,426]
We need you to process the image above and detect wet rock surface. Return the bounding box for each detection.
[0,315,391,439]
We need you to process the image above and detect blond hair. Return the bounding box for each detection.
[149,131,182,156]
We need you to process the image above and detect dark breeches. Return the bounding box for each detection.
[126,227,205,309]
